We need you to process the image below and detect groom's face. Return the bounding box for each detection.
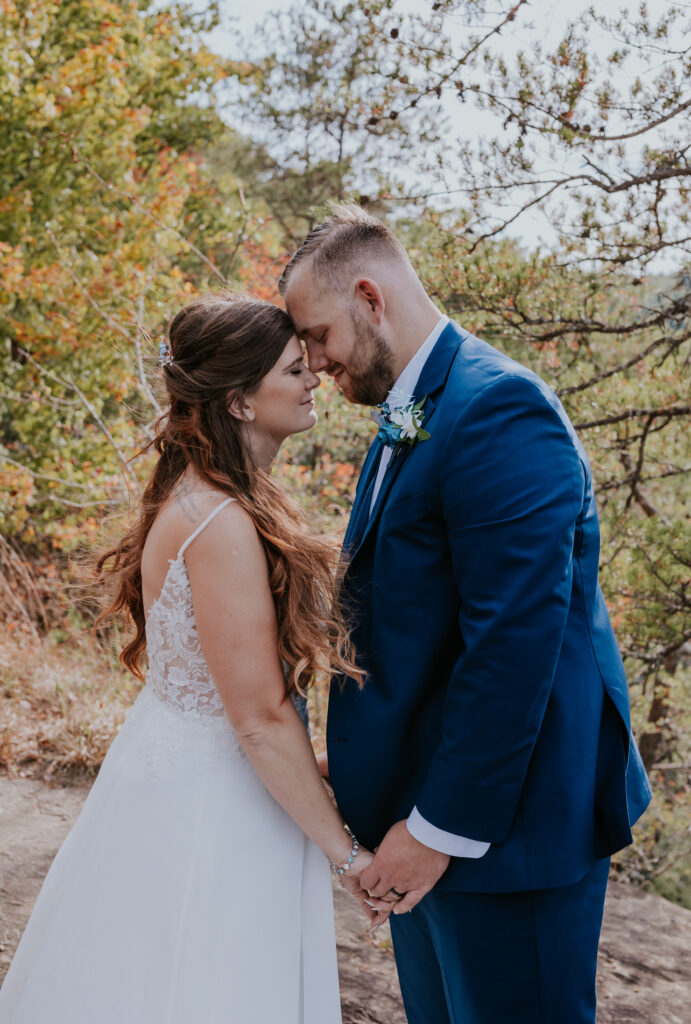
[284,267,394,406]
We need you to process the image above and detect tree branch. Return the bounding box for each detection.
[17,349,140,497]
[574,405,690,430]
[557,331,690,396]
[0,449,92,490]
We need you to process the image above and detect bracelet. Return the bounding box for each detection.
[329,824,360,885]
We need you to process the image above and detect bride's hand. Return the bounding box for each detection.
[337,846,397,930]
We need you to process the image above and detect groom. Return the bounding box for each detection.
[280,205,651,1023]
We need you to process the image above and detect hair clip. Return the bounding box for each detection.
[157,338,174,367]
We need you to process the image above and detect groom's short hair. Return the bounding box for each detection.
[278,204,408,297]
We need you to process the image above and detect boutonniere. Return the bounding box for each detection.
[371,390,431,450]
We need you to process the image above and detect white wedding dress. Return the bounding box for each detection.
[0,499,342,1023]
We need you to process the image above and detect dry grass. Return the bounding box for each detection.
[0,629,139,783]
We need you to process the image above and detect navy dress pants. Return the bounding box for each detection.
[389,858,610,1024]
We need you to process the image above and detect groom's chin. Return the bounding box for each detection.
[342,377,386,407]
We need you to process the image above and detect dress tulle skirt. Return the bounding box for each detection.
[0,686,342,1023]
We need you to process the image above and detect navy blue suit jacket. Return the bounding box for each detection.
[327,322,651,893]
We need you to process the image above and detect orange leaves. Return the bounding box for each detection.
[274,454,359,513]
[533,337,561,369]
[607,593,633,634]
[0,467,34,505]
[0,0,252,554]
[238,237,285,302]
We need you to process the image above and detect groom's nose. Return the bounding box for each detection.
[305,342,330,374]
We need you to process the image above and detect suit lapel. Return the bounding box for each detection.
[346,321,466,563]
[410,321,466,409]
[343,436,384,552]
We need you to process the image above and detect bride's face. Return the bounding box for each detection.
[237,335,320,447]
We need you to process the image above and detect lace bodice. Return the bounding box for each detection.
[145,499,233,718]
[144,498,309,730]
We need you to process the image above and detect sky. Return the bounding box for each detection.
[212,0,633,44]
[198,0,677,260]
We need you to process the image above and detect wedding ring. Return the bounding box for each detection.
[390,887,407,898]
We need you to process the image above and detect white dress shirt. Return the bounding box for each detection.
[370,316,449,515]
[369,314,490,860]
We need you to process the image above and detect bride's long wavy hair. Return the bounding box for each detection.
[95,294,363,694]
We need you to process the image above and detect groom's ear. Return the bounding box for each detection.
[227,391,255,423]
[354,278,385,322]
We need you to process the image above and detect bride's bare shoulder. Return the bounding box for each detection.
[141,477,259,610]
[144,476,251,566]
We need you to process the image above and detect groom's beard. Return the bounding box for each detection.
[344,310,395,406]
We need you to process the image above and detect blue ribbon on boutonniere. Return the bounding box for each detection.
[371,390,431,452]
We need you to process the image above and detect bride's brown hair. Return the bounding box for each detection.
[95,294,362,693]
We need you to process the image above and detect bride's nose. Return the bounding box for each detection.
[305,368,321,390]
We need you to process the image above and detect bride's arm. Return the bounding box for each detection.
[186,501,383,913]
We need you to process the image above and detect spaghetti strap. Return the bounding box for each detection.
[177,497,236,558]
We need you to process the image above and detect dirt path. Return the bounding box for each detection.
[1,775,690,1023]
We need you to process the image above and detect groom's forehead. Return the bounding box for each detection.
[285,281,331,337]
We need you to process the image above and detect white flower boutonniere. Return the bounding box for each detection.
[372,391,431,451]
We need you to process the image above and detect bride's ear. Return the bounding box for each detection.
[227,392,255,423]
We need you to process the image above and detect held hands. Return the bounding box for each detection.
[321,756,447,926]
[337,847,395,933]
[317,757,391,927]
[359,820,450,915]
[328,821,394,931]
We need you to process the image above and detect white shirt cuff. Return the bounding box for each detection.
[406,806,491,859]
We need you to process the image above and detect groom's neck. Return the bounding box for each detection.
[389,300,443,379]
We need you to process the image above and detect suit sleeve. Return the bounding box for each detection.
[414,373,585,842]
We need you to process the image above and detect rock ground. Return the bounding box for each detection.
[1,775,689,1023]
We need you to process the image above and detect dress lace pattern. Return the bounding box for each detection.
[138,498,308,777]
[145,551,226,718]
[137,499,245,776]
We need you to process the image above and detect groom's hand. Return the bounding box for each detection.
[360,820,450,914]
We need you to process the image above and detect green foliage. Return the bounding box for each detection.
[0,0,249,547]
[218,0,446,246]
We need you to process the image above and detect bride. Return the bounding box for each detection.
[0,294,388,1023]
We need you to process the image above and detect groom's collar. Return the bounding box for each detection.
[412,319,466,406]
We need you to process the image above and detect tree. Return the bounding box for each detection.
[221,0,454,246]
[0,0,252,546]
